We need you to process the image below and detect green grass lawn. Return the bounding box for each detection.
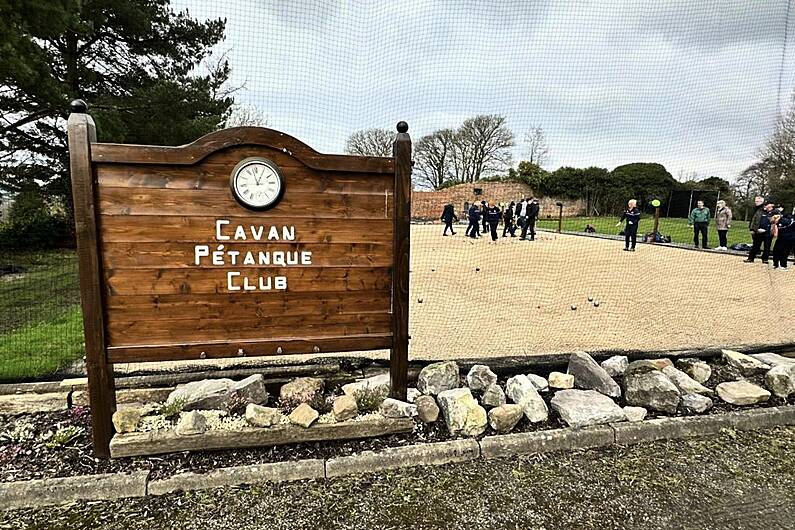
[536,215,753,247]
[0,250,84,381]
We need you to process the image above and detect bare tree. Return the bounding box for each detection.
[455,115,514,182]
[344,128,396,157]
[413,128,456,189]
[523,125,549,167]
[224,104,269,128]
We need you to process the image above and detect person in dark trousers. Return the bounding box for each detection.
[688,200,711,249]
[618,199,641,251]
[515,198,528,235]
[466,203,481,238]
[480,200,489,236]
[772,210,795,270]
[502,201,516,237]
[440,203,457,236]
[714,200,732,250]
[745,199,774,263]
[485,201,501,241]
[524,197,539,240]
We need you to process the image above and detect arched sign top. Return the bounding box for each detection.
[90,126,395,174]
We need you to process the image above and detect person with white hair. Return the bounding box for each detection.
[617,199,641,251]
[714,200,732,250]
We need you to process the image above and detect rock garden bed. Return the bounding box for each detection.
[1,349,793,483]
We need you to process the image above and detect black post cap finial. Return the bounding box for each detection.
[396,121,409,133]
[70,99,88,114]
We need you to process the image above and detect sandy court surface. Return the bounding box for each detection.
[114,224,795,373]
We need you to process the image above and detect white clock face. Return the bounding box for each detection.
[230,158,283,210]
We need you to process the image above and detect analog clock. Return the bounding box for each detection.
[229,157,284,210]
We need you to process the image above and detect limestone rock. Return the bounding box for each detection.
[622,406,647,422]
[765,365,795,399]
[415,395,440,423]
[289,403,319,427]
[437,388,488,436]
[505,375,548,423]
[331,395,358,421]
[380,398,417,418]
[466,364,498,392]
[481,384,506,408]
[675,358,712,384]
[548,371,574,390]
[167,379,234,411]
[341,374,389,397]
[527,374,549,392]
[716,381,771,405]
[280,377,325,406]
[550,389,625,428]
[112,408,142,433]
[417,361,460,396]
[661,365,714,396]
[232,374,268,405]
[722,349,771,376]
[679,393,713,414]
[175,411,207,435]
[488,404,524,433]
[752,352,795,367]
[245,404,285,427]
[625,359,673,377]
[407,388,422,403]
[600,356,629,377]
[567,351,621,398]
[625,370,681,414]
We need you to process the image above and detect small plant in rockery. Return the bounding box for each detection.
[40,425,84,449]
[227,392,249,415]
[354,386,388,414]
[0,419,37,444]
[310,393,335,414]
[0,443,24,464]
[67,405,91,423]
[159,398,187,419]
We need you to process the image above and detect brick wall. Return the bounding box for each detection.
[412,181,585,220]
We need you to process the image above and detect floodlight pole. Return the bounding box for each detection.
[556,202,564,233]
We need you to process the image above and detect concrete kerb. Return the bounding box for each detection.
[2,405,795,511]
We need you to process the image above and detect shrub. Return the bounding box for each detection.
[41,425,83,448]
[353,386,388,413]
[159,398,187,419]
[0,191,73,250]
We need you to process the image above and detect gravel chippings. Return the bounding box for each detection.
[2,427,795,530]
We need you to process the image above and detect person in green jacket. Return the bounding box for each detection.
[688,200,711,249]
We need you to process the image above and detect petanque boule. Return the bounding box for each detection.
[571,305,577,311]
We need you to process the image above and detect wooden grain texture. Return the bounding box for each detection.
[390,128,412,401]
[91,127,394,173]
[67,110,116,458]
[107,334,393,363]
[109,417,414,458]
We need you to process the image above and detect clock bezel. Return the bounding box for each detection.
[229,156,285,211]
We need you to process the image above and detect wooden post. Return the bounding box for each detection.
[67,100,116,457]
[653,206,661,239]
[556,202,564,233]
[390,121,411,401]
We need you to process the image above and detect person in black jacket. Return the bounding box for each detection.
[480,200,489,236]
[521,197,540,241]
[618,199,641,251]
[440,203,458,236]
[466,203,481,238]
[502,201,516,237]
[772,211,795,270]
[744,200,774,263]
[485,201,502,241]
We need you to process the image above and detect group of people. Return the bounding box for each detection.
[440,198,541,242]
[685,199,733,250]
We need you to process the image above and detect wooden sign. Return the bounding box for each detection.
[67,100,411,457]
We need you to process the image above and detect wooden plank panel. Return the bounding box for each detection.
[106,290,391,321]
[97,187,393,219]
[104,267,391,295]
[107,334,393,363]
[100,242,392,269]
[96,164,393,195]
[100,216,393,243]
[107,313,392,345]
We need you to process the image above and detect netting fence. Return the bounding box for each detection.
[2,0,795,381]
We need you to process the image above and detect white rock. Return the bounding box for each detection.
[526,374,549,392]
[245,404,285,427]
[567,351,621,398]
[625,370,681,414]
[550,389,626,428]
[506,375,548,423]
[232,374,268,405]
[765,365,795,399]
[622,406,647,422]
[280,377,325,405]
[481,384,506,408]
[417,361,460,396]
[661,365,714,396]
[600,356,629,377]
[167,379,234,411]
[548,371,574,390]
[380,398,417,418]
[289,403,319,427]
[437,388,488,436]
[488,404,524,433]
[175,411,207,435]
[716,381,771,405]
[752,352,795,367]
[341,374,390,397]
[466,364,498,392]
[675,358,712,384]
[407,388,422,403]
[332,395,358,421]
[679,393,713,414]
[721,349,771,376]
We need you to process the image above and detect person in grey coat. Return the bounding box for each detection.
[715,200,732,250]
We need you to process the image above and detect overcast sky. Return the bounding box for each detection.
[174,0,795,182]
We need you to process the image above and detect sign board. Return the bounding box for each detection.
[67,101,411,456]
